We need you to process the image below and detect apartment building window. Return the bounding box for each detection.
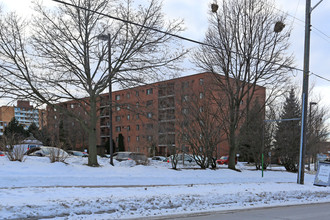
[116,126,121,132]
[182,81,189,89]
[115,116,121,122]
[182,108,188,114]
[199,92,204,99]
[136,113,140,119]
[127,104,130,110]
[199,106,204,113]
[127,136,130,142]
[146,88,153,95]
[127,114,130,120]
[136,136,140,141]
[71,104,74,109]
[183,95,189,102]
[72,122,75,126]
[147,112,152,118]
[115,95,120,100]
[54,115,57,119]
[199,78,204,85]
[136,124,140,130]
[146,100,153,106]
[136,91,139,96]
[126,93,130,99]
[147,135,153,141]
[127,125,130,131]
[116,106,121,111]
[136,102,139,108]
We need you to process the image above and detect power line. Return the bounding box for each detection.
[310,72,330,83]
[50,0,303,73]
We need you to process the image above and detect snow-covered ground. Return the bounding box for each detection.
[1,155,329,220]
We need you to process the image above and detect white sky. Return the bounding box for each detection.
[1,0,330,109]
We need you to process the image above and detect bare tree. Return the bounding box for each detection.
[306,102,329,170]
[178,88,223,169]
[193,0,293,170]
[0,0,186,166]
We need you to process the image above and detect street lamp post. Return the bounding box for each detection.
[307,102,317,170]
[98,33,114,166]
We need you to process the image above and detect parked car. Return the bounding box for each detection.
[26,146,69,158]
[0,151,5,156]
[113,152,149,165]
[216,155,237,165]
[151,156,168,162]
[168,154,195,164]
[67,150,88,157]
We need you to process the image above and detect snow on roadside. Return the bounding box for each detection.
[0,156,330,219]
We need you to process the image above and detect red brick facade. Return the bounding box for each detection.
[46,72,265,157]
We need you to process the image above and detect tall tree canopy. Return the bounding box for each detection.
[193,0,293,170]
[0,0,186,166]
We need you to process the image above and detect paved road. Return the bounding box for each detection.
[151,202,330,220]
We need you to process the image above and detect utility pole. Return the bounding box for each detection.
[298,0,323,185]
[298,0,311,185]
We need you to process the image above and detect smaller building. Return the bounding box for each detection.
[0,101,40,134]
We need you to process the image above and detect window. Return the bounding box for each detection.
[147,112,152,118]
[182,81,189,89]
[199,78,204,85]
[115,95,120,100]
[199,92,204,99]
[146,88,153,95]
[126,93,130,99]
[71,104,74,109]
[136,124,140,130]
[146,100,153,106]
[183,95,189,102]
[199,106,204,113]
[115,116,121,122]
[54,115,57,119]
[136,113,140,119]
[127,104,130,110]
[72,122,75,126]
[136,136,140,141]
[136,102,139,108]
[128,136,130,142]
[127,125,130,131]
[182,108,188,114]
[147,135,153,141]
[136,91,139,97]
[116,106,121,111]
[127,114,130,120]
[116,126,121,132]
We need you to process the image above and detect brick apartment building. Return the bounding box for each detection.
[46,72,265,157]
[0,101,41,135]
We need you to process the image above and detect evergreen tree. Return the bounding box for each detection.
[105,139,116,154]
[274,89,301,172]
[239,101,270,169]
[118,133,125,152]
[4,117,28,138]
[28,123,39,138]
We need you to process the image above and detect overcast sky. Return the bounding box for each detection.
[1,0,330,108]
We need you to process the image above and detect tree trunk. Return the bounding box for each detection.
[88,97,99,166]
[228,129,237,170]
